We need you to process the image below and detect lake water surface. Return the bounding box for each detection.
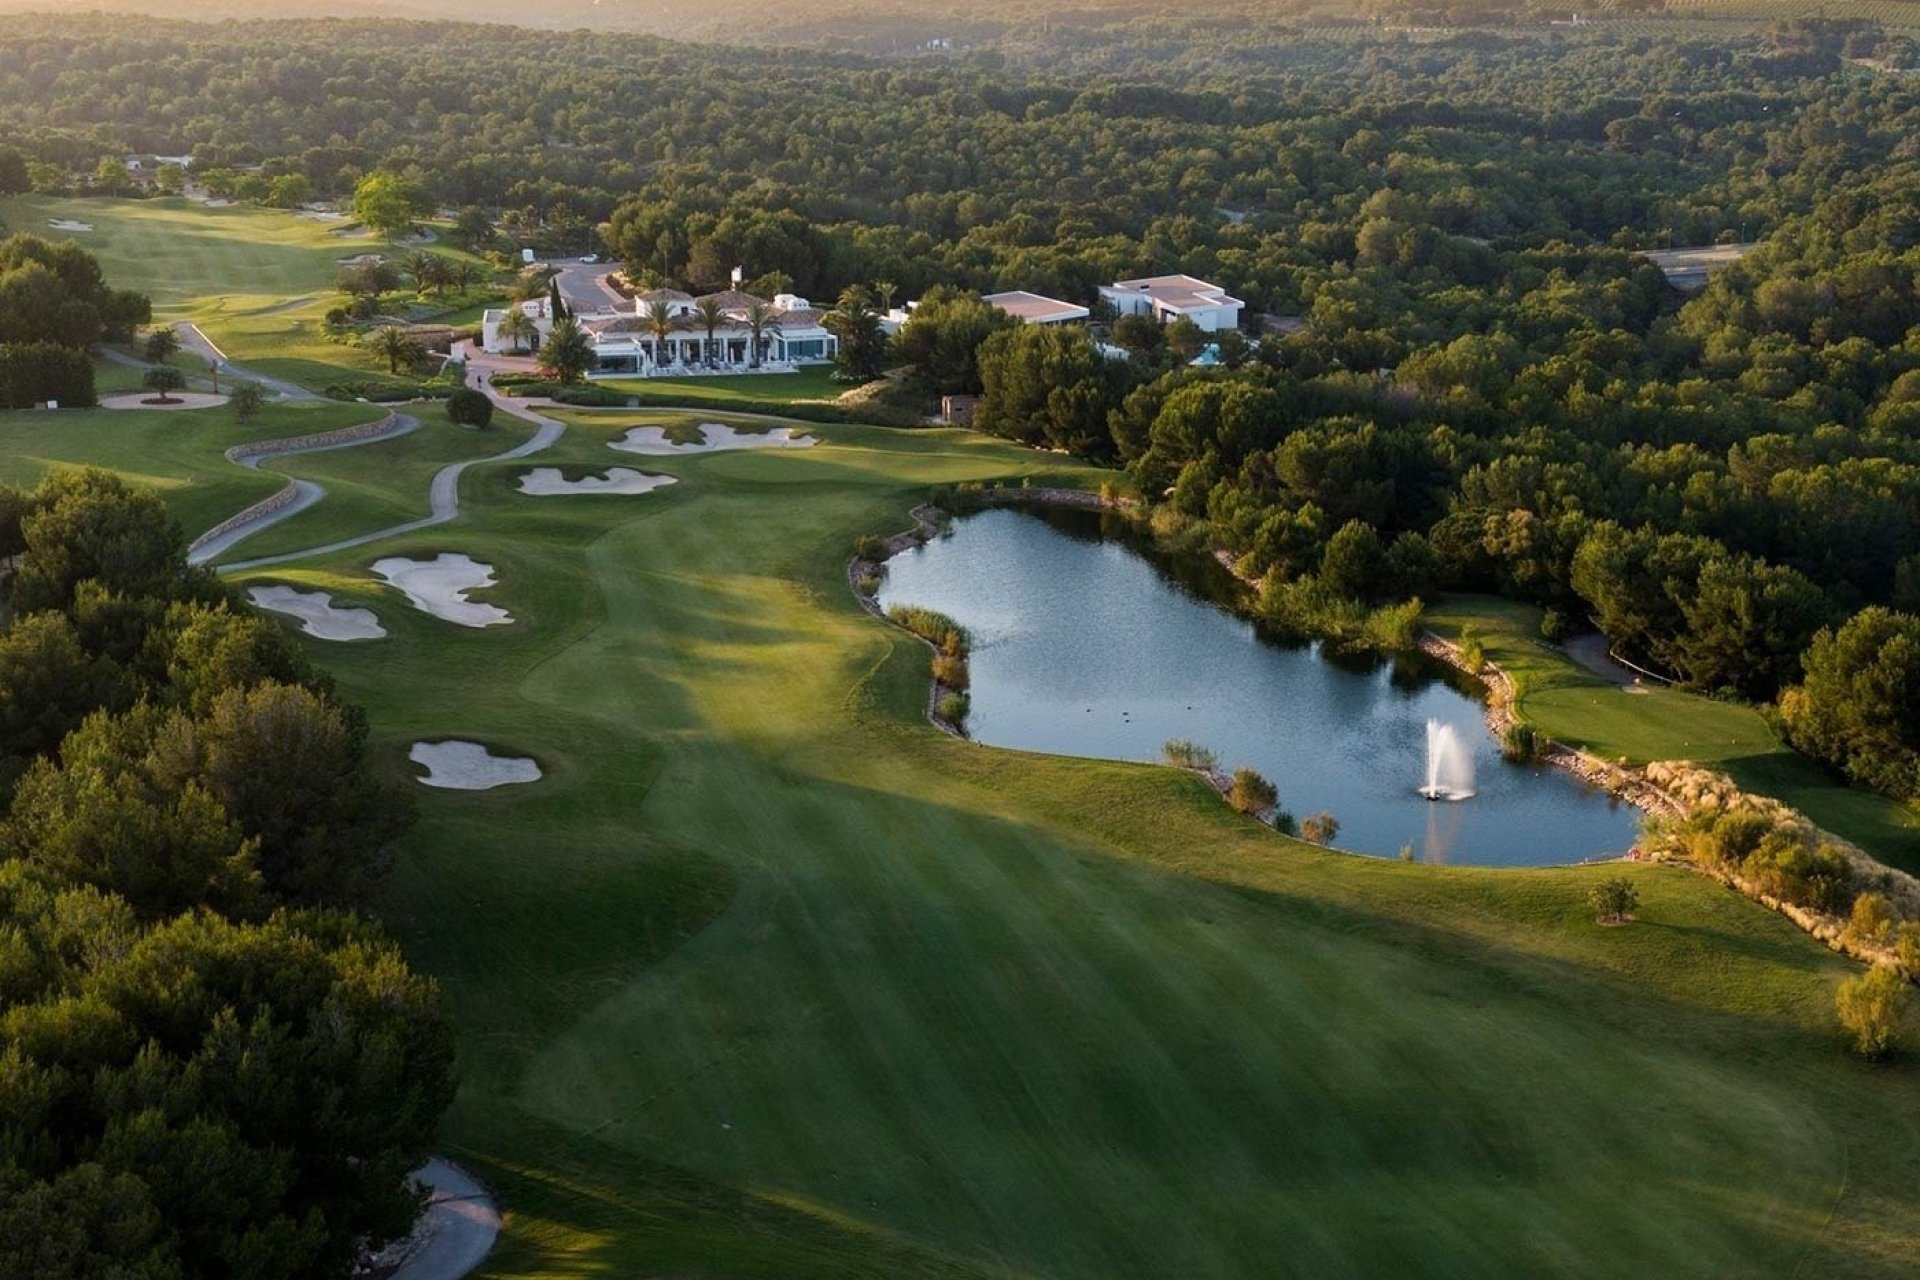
[875,507,1641,867]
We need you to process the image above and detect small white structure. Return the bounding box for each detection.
[1099,274,1244,332]
[982,290,1090,325]
[480,297,559,357]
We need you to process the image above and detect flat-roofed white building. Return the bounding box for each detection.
[1098,274,1243,332]
[982,290,1090,325]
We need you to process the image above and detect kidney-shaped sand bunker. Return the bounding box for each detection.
[248,584,386,641]
[517,466,677,496]
[409,740,542,790]
[609,423,815,455]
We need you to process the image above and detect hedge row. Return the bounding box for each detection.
[323,381,452,403]
[0,343,96,410]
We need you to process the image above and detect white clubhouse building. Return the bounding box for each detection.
[1098,274,1244,331]
[481,288,839,376]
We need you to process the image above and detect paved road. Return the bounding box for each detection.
[549,259,628,315]
[173,322,322,402]
[388,1160,501,1280]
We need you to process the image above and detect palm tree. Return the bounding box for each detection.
[498,309,539,355]
[539,316,595,385]
[743,300,783,369]
[642,298,685,370]
[823,285,886,382]
[407,251,443,297]
[690,297,727,367]
[874,280,899,315]
[369,325,420,375]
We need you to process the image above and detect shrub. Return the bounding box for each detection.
[1845,891,1897,949]
[854,534,890,561]
[1300,811,1341,844]
[1540,607,1573,642]
[853,572,881,597]
[1227,767,1277,816]
[930,652,969,690]
[445,386,493,428]
[1502,723,1540,763]
[1361,597,1424,650]
[1896,921,1920,977]
[886,605,967,653]
[0,342,96,408]
[1746,835,1855,915]
[230,381,266,423]
[1162,739,1220,772]
[1589,876,1639,924]
[141,365,185,399]
[1835,965,1911,1059]
[935,691,970,724]
[1457,625,1486,673]
[549,385,630,407]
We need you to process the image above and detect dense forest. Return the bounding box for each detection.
[0,240,454,1276]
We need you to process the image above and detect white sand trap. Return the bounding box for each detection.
[409,740,541,790]
[248,585,386,641]
[517,466,677,496]
[372,553,513,628]
[47,218,94,232]
[609,423,816,455]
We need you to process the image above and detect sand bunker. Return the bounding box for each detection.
[372,553,512,627]
[409,740,541,790]
[337,252,388,266]
[248,584,386,641]
[609,423,816,455]
[47,218,94,232]
[517,466,677,496]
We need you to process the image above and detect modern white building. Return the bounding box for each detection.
[1098,274,1243,332]
[481,287,840,375]
[982,290,1090,325]
[582,289,838,375]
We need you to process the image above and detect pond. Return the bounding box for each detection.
[874,507,1642,867]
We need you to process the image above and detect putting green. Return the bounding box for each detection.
[175,411,1920,1278]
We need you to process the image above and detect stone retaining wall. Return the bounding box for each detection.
[188,483,301,556]
[224,411,402,464]
[188,413,405,559]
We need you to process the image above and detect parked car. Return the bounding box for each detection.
[580,253,600,264]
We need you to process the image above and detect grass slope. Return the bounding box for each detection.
[0,398,388,541]
[180,413,1920,1278]
[598,366,846,405]
[1426,595,1920,874]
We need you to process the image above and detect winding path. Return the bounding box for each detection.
[219,405,564,572]
[386,1159,502,1280]
[186,414,422,565]
[173,322,325,402]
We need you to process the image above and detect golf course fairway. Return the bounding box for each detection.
[32,402,1920,1277]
